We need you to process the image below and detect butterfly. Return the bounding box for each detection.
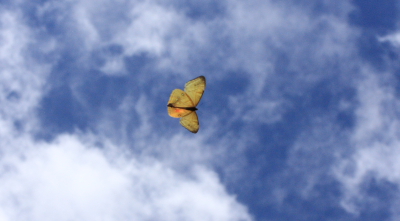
[167,76,206,133]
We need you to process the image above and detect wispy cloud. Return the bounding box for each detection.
[333,67,400,215]
[1,0,400,220]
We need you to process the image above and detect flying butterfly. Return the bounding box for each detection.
[167,76,206,133]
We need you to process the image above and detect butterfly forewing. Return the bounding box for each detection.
[167,89,194,118]
[180,111,199,133]
[168,89,195,107]
[184,76,206,106]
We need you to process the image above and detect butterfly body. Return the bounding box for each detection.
[167,104,198,111]
[167,76,206,133]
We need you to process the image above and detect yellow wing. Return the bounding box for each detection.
[167,89,194,118]
[180,111,199,133]
[184,76,206,106]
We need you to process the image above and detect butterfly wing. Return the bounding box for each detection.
[180,111,199,133]
[184,76,206,106]
[167,76,205,133]
[167,89,195,118]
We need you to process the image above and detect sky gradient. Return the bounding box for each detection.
[1,0,400,220]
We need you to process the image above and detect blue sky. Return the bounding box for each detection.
[0,0,400,220]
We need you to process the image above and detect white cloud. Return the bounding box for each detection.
[0,134,252,221]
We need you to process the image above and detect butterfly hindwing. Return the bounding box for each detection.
[184,76,206,106]
[180,111,199,133]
